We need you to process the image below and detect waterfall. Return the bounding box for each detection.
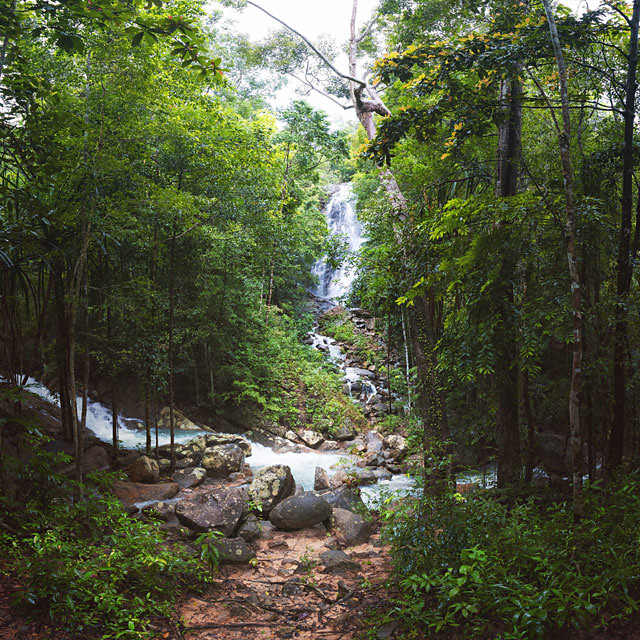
[312,183,364,300]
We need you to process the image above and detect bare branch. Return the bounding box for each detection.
[289,72,354,109]
[246,0,366,87]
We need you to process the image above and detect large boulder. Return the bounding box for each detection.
[383,434,407,457]
[205,433,252,456]
[237,513,262,542]
[330,508,372,546]
[201,443,245,478]
[320,486,368,514]
[113,481,180,510]
[247,464,295,514]
[172,467,207,489]
[269,492,332,531]
[127,455,159,484]
[175,487,247,536]
[157,406,203,431]
[82,445,111,474]
[535,432,586,475]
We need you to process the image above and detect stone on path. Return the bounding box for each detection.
[127,454,159,483]
[330,508,372,546]
[269,492,332,531]
[247,464,295,515]
[175,487,247,536]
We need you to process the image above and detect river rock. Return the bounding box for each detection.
[383,434,407,456]
[330,508,372,546]
[205,433,252,456]
[201,443,245,478]
[333,425,356,441]
[320,486,368,514]
[142,500,175,522]
[175,456,197,469]
[345,367,375,380]
[318,550,360,574]
[157,406,203,431]
[365,430,384,454]
[172,467,206,489]
[82,445,111,474]
[269,492,332,530]
[314,467,330,491]
[213,537,255,564]
[127,455,159,483]
[175,487,247,536]
[374,468,393,481]
[329,469,349,489]
[248,464,295,514]
[354,467,377,486]
[238,513,262,542]
[299,430,325,448]
[113,480,180,510]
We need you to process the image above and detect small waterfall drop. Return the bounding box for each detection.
[312,183,364,300]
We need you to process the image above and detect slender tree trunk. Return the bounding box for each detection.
[145,375,151,456]
[494,77,522,488]
[168,215,177,472]
[543,0,584,520]
[610,0,640,470]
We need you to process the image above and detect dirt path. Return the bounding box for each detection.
[180,524,396,640]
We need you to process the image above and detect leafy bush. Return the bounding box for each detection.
[0,479,209,639]
[382,475,640,638]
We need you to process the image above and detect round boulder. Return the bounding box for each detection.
[269,492,332,531]
[247,464,295,514]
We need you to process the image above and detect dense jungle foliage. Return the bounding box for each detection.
[3,0,640,637]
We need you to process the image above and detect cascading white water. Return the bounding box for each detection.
[312,183,364,300]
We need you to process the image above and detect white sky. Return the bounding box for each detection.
[211,0,588,127]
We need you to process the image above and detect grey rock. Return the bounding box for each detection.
[383,434,407,455]
[354,467,377,486]
[174,456,196,469]
[82,445,111,474]
[320,486,368,514]
[333,425,356,441]
[314,466,330,491]
[213,537,255,563]
[299,430,325,449]
[172,467,206,489]
[247,464,295,514]
[205,433,252,456]
[330,508,372,546]
[318,550,360,574]
[374,468,393,481]
[175,487,247,536]
[365,430,384,454]
[127,455,159,484]
[238,513,262,542]
[157,406,203,431]
[269,492,332,531]
[329,469,349,489]
[201,443,245,478]
[142,501,175,522]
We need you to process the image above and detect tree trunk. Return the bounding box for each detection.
[494,78,523,488]
[610,0,640,470]
[542,0,584,520]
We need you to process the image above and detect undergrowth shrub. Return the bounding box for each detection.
[0,468,210,639]
[382,474,640,638]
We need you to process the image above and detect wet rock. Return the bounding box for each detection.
[247,464,295,514]
[318,440,340,452]
[113,480,180,510]
[329,469,349,489]
[205,433,252,456]
[354,467,377,486]
[127,455,159,484]
[201,443,245,478]
[320,486,368,514]
[318,550,360,574]
[157,406,205,431]
[299,430,325,448]
[333,425,356,441]
[365,430,384,454]
[383,434,407,456]
[238,513,262,542]
[172,466,206,489]
[269,492,332,531]
[314,466,330,491]
[213,537,255,563]
[82,445,111,474]
[175,487,247,536]
[330,508,372,546]
[374,468,393,481]
[142,500,175,522]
